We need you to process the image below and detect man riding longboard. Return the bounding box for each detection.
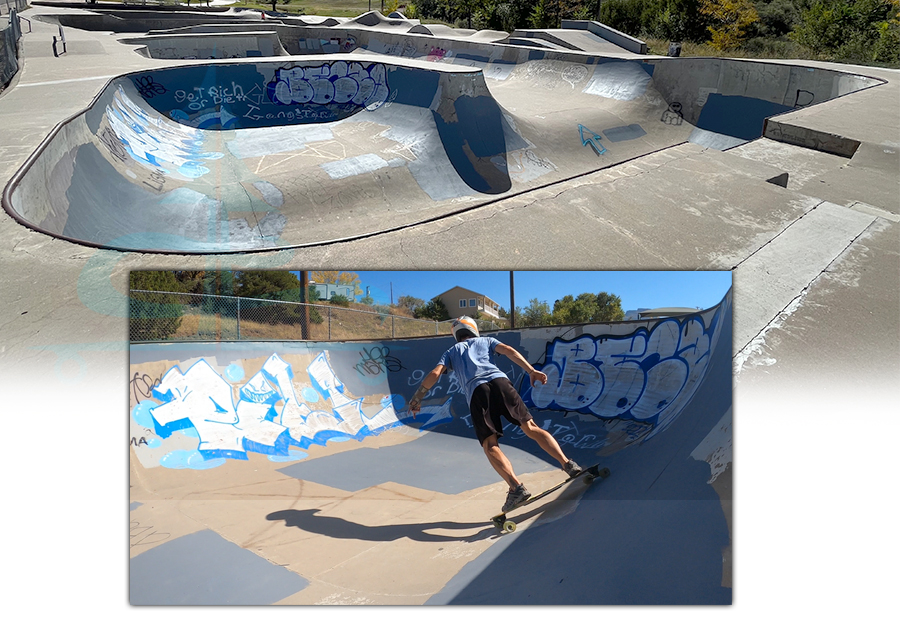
[409,316,582,513]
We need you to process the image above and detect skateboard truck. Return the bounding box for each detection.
[490,464,611,533]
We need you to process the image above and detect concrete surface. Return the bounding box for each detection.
[0,4,897,620]
[128,301,731,604]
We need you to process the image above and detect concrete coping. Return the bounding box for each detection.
[119,31,282,41]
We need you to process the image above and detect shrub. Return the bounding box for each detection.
[329,294,352,307]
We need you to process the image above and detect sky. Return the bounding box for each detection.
[306,271,732,314]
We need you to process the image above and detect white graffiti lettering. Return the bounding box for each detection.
[143,351,404,467]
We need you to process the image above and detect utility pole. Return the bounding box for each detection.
[299,270,310,340]
[509,271,516,329]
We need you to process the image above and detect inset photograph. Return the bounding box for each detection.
[129,270,732,606]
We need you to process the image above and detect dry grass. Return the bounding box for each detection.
[165,303,447,342]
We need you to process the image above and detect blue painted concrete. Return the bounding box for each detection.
[696,93,794,141]
[130,529,308,605]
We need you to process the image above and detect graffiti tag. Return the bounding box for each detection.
[355,346,404,377]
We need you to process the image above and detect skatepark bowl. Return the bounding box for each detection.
[129,291,733,605]
[1,7,886,253]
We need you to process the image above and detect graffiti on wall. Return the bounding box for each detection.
[131,352,407,469]
[266,61,390,110]
[519,307,724,438]
[105,85,224,180]
[129,60,392,131]
[131,297,727,469]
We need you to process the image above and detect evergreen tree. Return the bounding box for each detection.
[414,297,451,321]
[129,271,186,341]
[517,298,553,327]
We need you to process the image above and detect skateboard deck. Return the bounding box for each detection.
[491,463,610,533]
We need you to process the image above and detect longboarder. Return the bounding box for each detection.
[409,316,582,513]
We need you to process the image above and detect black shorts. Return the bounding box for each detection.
[469,377,533,446]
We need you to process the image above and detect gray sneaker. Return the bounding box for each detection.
[564,459,582,478]
[502,484,531,513]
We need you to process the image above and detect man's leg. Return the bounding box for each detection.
[482,434,521,490]
[520,418,571,468]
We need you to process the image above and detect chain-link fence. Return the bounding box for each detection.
[130,290,501,343]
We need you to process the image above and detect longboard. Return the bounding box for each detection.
[490,463,610,533]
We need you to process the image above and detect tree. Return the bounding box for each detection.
[593,292,626,321]
[792,0,899,62]
[752,0,801,38]
[598,0,710,43]
[552,293,596,325]
[700,0,761,50]
[129,271,186,341]
[171,270,207,294]
[234,271,312,326]
[414,297,450,321]
[517,298,553,327]
[235,270,304,301]
[397,295,425,314]
[552,292,625,324]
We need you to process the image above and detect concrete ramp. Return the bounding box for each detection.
[120,31,290,60]
[3,18,884,253]
[129,291,731,604]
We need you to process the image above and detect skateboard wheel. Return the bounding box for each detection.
[599,468,611,478]
[503,520,517,533]
[582,474,594,485]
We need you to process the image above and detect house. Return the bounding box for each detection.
[435,286,502,320]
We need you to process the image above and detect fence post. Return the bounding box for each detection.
[236,297,241,340]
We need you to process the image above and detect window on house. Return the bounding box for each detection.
[459,299,467,308]
[469,299,476,307]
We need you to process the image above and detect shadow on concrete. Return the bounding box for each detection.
[427,304,734,605]
[266,508,498,543]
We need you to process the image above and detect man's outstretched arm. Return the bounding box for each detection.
[495,342,547,387]
[409,364,445,415]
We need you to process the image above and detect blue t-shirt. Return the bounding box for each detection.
[438,336,507,405]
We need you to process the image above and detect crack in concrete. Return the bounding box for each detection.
[733,224,872,372]
[729,199,824,271]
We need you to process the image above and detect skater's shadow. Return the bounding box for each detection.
[266,509,497,543]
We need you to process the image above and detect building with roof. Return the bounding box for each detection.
[435,286,503,321]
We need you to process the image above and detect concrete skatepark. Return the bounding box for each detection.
[130,295,731,604]
[0,1,897,617]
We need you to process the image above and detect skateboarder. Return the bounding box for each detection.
[409,316,582,512]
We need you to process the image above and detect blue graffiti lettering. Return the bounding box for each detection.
[266,61,389,111]
[520,309,722,436]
